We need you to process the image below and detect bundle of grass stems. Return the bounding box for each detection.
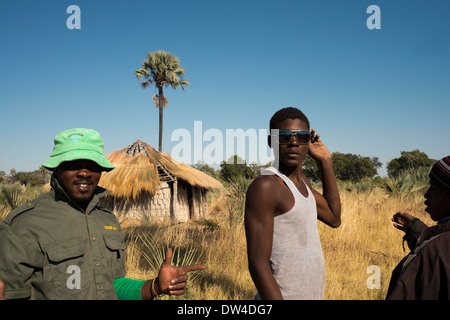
[99,140,222,200]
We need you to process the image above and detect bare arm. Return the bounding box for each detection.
[306,129,341,228]
[244,176,283,300]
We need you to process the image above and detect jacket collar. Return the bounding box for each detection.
[50,174,111,214]
[418,222,450,245]
[438,215,450,225]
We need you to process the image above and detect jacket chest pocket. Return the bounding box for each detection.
[103,235,126,278]
[43,237,87,298]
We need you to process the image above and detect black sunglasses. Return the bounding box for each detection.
[274,130,311,145]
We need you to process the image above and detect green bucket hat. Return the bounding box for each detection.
[43,128,115,172]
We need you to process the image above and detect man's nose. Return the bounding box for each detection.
[76,168,92,177]
[289,134,299,146]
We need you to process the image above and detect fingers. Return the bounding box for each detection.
[309,128,320,143]
[167,275,188,296]
[158,248,205,296]
[392,212,414,224]
[171,274,188,284]
[169,279,187,292]
[163,247,173,267]
[398,212,414,221]
[182,264,206,273]
[392,212,415,232]
[168,288,187,295]
[169,264,205,285]
[392,222,406,232]
[163,248,205,273]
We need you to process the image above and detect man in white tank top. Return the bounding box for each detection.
[245,107,341,300]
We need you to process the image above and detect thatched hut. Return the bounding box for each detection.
[99,140,222,222]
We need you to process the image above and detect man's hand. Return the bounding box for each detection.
[155,248,205,296]
[0,278,5,300]
[308,128,332,163]
[306,128,341,228]
[392,211,415,233]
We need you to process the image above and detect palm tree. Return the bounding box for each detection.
[135,50,189,152]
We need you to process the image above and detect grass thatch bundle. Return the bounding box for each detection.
[99,140,222,200]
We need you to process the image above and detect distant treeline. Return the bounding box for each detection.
[193,149,435,183]
[0,149,435,187]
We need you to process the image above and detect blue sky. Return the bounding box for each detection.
[0,0,449,176]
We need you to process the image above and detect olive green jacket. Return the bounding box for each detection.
[0,175,126,299]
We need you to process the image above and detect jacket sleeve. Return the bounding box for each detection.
[0,224,40,299]
[403,218,428,251]
[386,252,437,300]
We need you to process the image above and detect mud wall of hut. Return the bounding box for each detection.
[101,180,208,222]
[101,182,170,221]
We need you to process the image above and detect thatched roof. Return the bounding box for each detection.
[99,140,222,199]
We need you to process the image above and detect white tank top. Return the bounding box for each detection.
[259,166,326,300]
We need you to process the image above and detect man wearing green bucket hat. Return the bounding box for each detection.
[42,128,116,172]
[0,128,204,300]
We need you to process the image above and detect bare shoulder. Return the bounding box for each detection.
[246,174,283,210]
[247,174,281,195]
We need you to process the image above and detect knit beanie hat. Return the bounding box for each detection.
[429,156,450,193]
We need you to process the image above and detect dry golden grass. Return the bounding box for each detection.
[318,188,433,300]
[121,186,434,300]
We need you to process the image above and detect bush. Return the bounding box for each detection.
[382,166,431,196]
[387,150,435,177]
[0,183,46,222]
[219,155,256,183]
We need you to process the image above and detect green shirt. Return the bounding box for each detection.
[0,175,127,299]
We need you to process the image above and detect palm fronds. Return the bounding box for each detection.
[382,166,430,196]
[0,183,46,222]
[0,206,10,223]
[135,50,189,91]
[1,183,27,210]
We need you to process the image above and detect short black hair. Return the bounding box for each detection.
[269,107,310,130]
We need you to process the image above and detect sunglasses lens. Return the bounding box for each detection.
[277,134,291,144]
[296,133,310,144]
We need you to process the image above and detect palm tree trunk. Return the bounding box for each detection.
[158,86,164,152]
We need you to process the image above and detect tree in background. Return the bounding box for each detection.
[332,152,381,182]
[302,156,320,182]
[14,167,50,186]
[386,150,435,177]
[135,50,189,152]
[191,162,218,179]
[303,153,381,182]
[219,155,256,183]
[0,167,50,186]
